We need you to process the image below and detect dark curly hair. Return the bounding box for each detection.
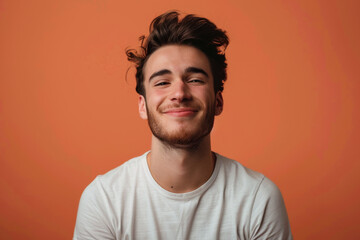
[126,11,229,96]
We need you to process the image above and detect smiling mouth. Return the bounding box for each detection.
[163,108,198,117]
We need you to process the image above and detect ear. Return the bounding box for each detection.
[215,91,223,116]
[138,95,148,119]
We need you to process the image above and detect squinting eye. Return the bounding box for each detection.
[189,79,204,83]
[154,82,169,86]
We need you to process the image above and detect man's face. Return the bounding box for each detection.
[139,45,223,147]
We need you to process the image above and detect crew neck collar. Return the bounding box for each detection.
[141,151,221,200]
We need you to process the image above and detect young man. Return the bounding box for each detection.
[74,11,292,239]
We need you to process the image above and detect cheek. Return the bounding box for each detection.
[194,88,215,104]
[146,92,166,109]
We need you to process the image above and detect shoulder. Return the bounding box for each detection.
[81,153,147,199]
[216,153,287,205]
[216,154,265,192]
[79,151,148,204]
[95,153,146,189]
[249,176,292,239]
[74,152,148,239]
[255,176,283,202]
[215,154,292,239]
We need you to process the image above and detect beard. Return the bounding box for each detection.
[145,101,216,147]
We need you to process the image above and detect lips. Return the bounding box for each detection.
[163,108,198,117]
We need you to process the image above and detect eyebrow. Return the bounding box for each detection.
[149,69,172,81]
[185,67,209,77]
[148,67,209,82]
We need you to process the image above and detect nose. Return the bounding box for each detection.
[170,79,192,102]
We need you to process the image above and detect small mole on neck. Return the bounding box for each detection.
[171,186,174,189]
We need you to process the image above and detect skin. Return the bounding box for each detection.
[138,45,223,193]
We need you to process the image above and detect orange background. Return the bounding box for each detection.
[1,0,359,239]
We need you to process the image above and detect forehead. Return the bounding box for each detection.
[143,45,212,80]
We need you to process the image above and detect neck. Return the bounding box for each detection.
[147,135,216,193]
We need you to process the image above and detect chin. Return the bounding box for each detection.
[154,126,211,148]
[146,106,215,148]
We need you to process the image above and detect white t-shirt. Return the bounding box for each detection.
[74,152,292,240]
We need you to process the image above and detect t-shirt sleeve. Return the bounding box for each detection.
[73,177,115,240]
[249,177,293,240]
